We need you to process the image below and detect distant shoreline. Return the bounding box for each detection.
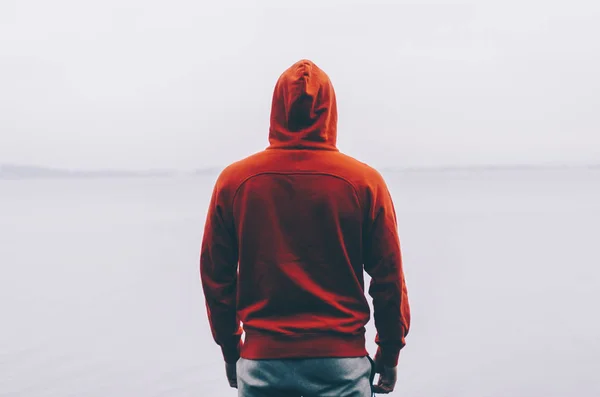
[379,164,600,173]
[0,163,598,179]
[0,164,180,179]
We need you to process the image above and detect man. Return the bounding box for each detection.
[200,59,410,396]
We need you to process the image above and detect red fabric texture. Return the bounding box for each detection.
[200,60,410,367]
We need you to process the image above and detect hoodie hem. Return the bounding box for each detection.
[241,330,368,360]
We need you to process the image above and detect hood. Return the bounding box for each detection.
[268,60,338,150]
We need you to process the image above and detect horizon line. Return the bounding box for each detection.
[1,162,598,175]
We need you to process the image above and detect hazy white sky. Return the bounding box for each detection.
[1,0,599,170]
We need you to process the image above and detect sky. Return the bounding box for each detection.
[1,0,599,170]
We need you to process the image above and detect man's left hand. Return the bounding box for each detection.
[225,361,237,388]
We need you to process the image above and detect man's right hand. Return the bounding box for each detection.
[372,352,398,394]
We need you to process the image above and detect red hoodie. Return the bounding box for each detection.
[200,59,410,367]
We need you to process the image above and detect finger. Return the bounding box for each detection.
[372,384,392,394]
[375,378,395,393]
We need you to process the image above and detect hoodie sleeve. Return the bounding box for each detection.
[200,179,243,363]
[363,174,411,368]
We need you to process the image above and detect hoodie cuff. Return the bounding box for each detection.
[220,337,242,364]
[375,345,401,368]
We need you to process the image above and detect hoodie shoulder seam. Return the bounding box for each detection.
[231,171,363,213]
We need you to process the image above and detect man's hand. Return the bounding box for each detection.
[372,353,398,394]
[225,361,237,389]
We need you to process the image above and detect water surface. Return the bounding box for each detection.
[1,168,599,396]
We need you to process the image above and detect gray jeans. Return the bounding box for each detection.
[237,356,375,397]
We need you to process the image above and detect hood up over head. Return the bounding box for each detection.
[268,60,338,151]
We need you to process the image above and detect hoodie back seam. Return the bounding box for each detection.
[231,171,363,216]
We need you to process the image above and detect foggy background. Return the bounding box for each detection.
[1,0,599,170]
[2,2,600,397]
